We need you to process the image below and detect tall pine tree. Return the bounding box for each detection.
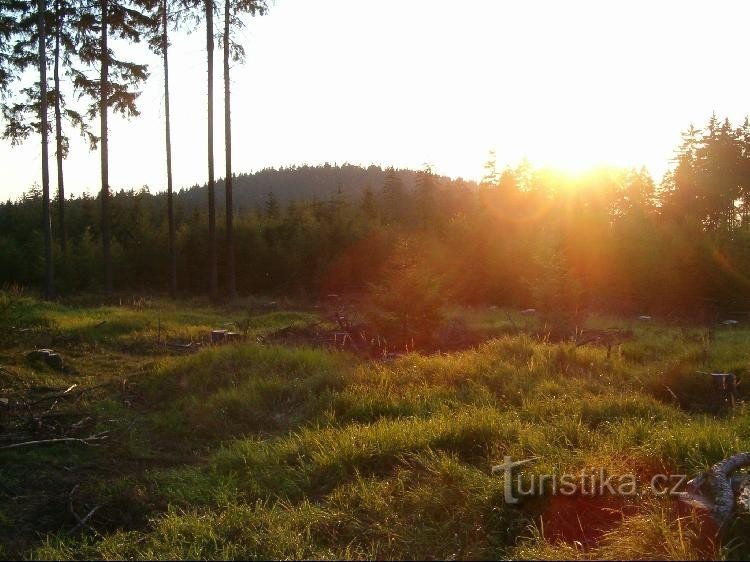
[0,0,55,297]
[73,0,156,297]
[221,0,266,298]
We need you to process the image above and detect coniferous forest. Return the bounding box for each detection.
[4,1,750,561]
[5,121,750,319]
[2,0,750,319]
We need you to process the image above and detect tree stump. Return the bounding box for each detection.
[26,349,65,371]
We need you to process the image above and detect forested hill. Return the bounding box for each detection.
[6,116,750,315]
[177,164,473,211]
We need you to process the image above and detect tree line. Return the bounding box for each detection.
[0,0,267,300]
[2,0,750,316]
[3,116,750,319]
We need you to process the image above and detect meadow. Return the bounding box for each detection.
[1,289,749,560]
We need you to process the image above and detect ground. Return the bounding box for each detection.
[1,290,749,560]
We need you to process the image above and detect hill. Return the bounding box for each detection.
[176,163,475,212]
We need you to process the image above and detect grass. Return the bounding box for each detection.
[1,291,749,559]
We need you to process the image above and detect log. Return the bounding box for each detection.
[708,452,750,524]
[682,451,750,525]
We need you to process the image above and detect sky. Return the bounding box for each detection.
[2,0,750,200]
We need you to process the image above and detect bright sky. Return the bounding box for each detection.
[2,0,750,200]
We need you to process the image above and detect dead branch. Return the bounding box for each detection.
[68,504,101,535]
[29,384,78,406]
[0,432,109,450]
[67,484,101,536]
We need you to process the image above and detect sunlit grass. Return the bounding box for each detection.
[3,293,750,559]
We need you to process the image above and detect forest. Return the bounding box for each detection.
[3,1,750,561]
[5,116,750,321]
[2,0,750,321]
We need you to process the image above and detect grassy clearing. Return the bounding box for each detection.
[1,293,750,559]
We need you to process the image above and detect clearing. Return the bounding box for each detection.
[1,291,749,560]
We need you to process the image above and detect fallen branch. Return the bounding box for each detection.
[67,484,102,536]
[28,382,109,409]
[166,341,194,350]
[29,384,78,406]
[68,504,101,535]
[0,432,109,450]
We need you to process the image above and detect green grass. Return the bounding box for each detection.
[1,292,749,559]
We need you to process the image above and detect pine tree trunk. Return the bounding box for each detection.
[223,0,236,298]
[53,0,66,256]
[163,0,176,297]
[206,0,218,301]
[38,0,54,299]
[100,0,112,297]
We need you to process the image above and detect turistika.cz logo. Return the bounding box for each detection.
[492,456,688,504]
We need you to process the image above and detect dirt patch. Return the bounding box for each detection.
[541,494,635,547]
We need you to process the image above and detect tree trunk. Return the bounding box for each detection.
[206,0,218,301]
[38,0,54,299]
[53,0,66,256]
[223,0,235,298]
[162,0,176,297]
[100,0,112,297]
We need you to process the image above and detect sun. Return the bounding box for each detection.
[490,128,644,181]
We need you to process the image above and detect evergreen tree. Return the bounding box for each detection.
[414,164,436,226]
[264,190,279,218]
[360,184,377,219]
[51,0,95,255]
[221,0,267,298]
[738,117,750,226]
[381,167,404,223]
[73,0,156,297]
[0,2,19,93]
[1,1,96,263]
[148,0,182,296]
[36,0,52,298]
[162,0,177,296]
[0,0,56,297]
[205,0,217,300]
